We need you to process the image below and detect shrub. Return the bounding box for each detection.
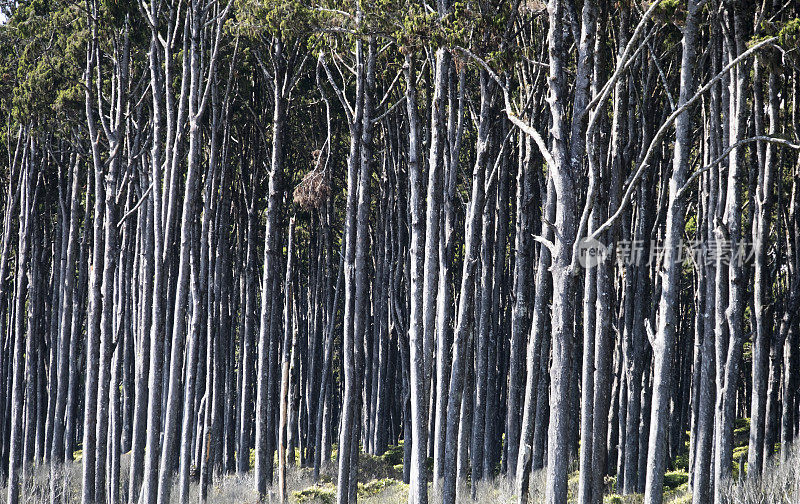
[663,470,688,490]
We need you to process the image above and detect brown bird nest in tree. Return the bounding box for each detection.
[519,0,546,14]
[293,149,331,211]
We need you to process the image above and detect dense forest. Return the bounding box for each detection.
[1,0,800,503]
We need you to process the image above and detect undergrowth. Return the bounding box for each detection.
[1,440,798,503]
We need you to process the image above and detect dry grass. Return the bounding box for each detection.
[2,444,798,504]
[0,458,535,504]
[720,444,800,504]
[0,462,83,504]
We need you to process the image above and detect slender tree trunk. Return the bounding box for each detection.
[517,175,554,503]
[433,65,464,484]
[6,135,34,504]
[714,10,749,499]
[543,0,579,500]
[441,72,491,504]
[643,2,699,502]
[333,30,365,504]
[50,153,82,503]
[83,14,106,499]
[278,219,295,504]
[255,37,289,497]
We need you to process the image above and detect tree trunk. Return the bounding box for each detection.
[643,3,699,503]
[441,72,492,504]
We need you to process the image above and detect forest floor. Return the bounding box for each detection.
[2,419,798,504]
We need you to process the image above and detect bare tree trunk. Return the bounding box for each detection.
[543,0,579,500]
[157,5,208,500]
[403,47,428,504]
[332,28,365,504]
[0,131,22,486]
[441,71,491,504]
[472,156,496,487]
[238,191,258,474]
[82,12,106,499]
[750,61,780,474]
[50,153,82,503]
[507,128,533,482]
[94,26,128,502]
[714,9,749,499]
[642,3,699,504]
[278,219,295,504]
[517,175,554,503]
[6,134,33,504]
[418,0,450,479]
[433,65,464,483]
[255,37,289,497]
[140,6,174,502]
[693,72,721,501]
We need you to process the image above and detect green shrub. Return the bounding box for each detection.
[663,470,688,490]
[673,453,689,471]
[602,493,643,504]
[293,483,335,504]
[358,478,399,497]
[380,443,404,466]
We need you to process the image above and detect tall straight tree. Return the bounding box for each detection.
[6,133,34,504]
[441,71,492,504]
[643,1,700,503]
[542,0,579,501]
[254,33,298,496]
[405,44,428,504]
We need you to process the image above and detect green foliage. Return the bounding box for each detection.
[358,478,399,497]
[605,475,618,493]
[778,18,800,48]
[447,1,520,71]
[101,0,137,27]
[732,444,749,479]
[394,3,438,52]
[650,0,686,27]
[663,470,688,490]
[749,17,800,72]
[732,445,749,460]
[673,453,689,471]
[234,0,308,46]
[0,0,87,121]
[732,419,750,475]
[684,214,697,236]
[603,478,690,504]
[380,443,404,466]
[356,449,404,481]
[603,494,643,504]
[667,490,693,504]
[734,417,751,445]
[293,483,336,504]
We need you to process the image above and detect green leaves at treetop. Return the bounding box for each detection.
[395,3,439,52]
[101,0,137,28]
[396,0,518,71]
[778,18,800,49]
[235,0,314,39]
[748,17,800,67]
[648,0,687,27]
[232,0,520,72]
[0,0,87,122]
